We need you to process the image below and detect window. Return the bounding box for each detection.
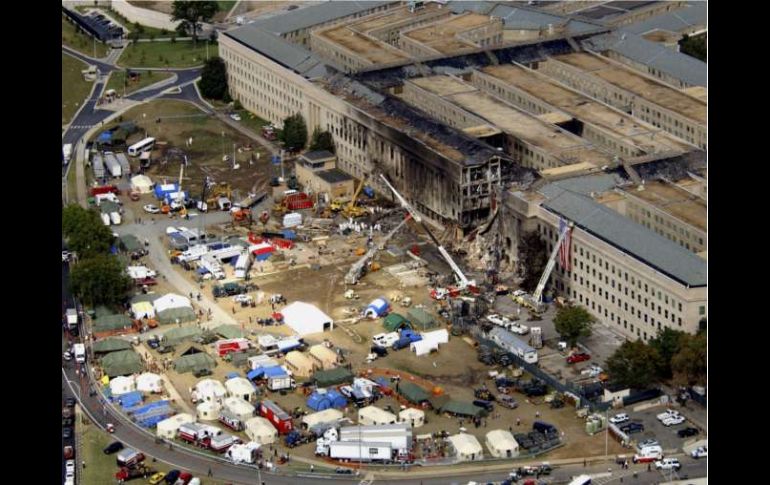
[699,306,705,315]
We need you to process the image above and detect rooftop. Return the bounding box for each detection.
[479,64,692,152]
[621,180,706,231]
[316,168,354,184]
[623,2,706,35]
[249,1,396,35]
[350,2,445,32]
[551,52,706,124]
[302,150,336,161]
[317,23,411,65]
[224,27,328,78]
[402,12,496,54]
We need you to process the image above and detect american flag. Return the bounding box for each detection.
[558,218,572,272]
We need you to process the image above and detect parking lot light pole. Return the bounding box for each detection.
[605,407,609,462]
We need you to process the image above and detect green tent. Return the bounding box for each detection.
[439,400,485,418]
[314,367,354,387]
[93,338,132,354]
[407,308,436,330]
[398,381,430,405]
[213,324,246,339]
[162,327,202,345]
[383,313,410,332]
[174,352,216,374]
[120,234,143,252]
[93,314,133,333]
[101,350,143,377]
[131,293,160,305]
[157,307,197,325]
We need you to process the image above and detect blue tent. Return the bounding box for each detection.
[154,183,179,200]
[307,392,332,411]
[263,366,288,378]
[98,131,113,144]
[326,389,348,408]
[247,368,264,381]
[118,391,143,409]
[365,298,389,318]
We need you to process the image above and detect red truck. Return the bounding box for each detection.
[115,464,154,481]
[90,185,121,196]
[215,338,251,357]
[259,400,294,434]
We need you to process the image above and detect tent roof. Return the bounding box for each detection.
[93,338,132,353]
[309,344,337,362]
[399,407,424,419]
[285,351,313,368]
[399,382,430,404]
[245,416,277,434]
[485,429,518,450]
[130,175,153,186]
[383,313,409,331]
[157,307,197,325]
[94,314,133,332]
[163,326,202,344]
[440,400,485,418]
[406,308,436,329]
[314,367,354,387]
[120,234,143,252]
[281,301,333,335]
[131,293,161,304]
[101,350,143,377]
[213,324,246,339]
[174,352,216,373]
[448,433,483,454]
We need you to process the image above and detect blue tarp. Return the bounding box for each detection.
[327,389,347,408]
[277,340,302,353]
[255,253,271,262]
[374,377,391,390]
[226,372,240,379]
[98,131,113,143]
[282,230,296,240]
[127,400,170,415]
[247,369,263,381]
[263,366,288,378]
[365,298,389,317]
[118,391,143,409]
[307,393,332,411]
[154,183,179,200]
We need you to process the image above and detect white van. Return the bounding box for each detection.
[73,343,86,364]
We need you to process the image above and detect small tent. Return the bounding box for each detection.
[110,375,136,395]
[448,433,484,461]
[284,351,314,377]
[174,352,216,374]
[411,339,439,356]
[131,301,155,320]
[485,429,519,458]
[225,377,257,403]
[440,400,485,418]
[157,307,197,325]
[281,301,333,335]
[398,382,430,406]
[383,313,410,332]
[358,405,397,426]
[93,338,132,354]
[245,417,277,445]
[213,324,246,340]
[197,400,222,421]
[364,298,389,319]
[153,293,192,313]
[163,327,202,345]
[406,308,436,330]
[302,408,343,430]
[130,175,154,194]
[136,373,163,393]
[154,183,179,200]
[306,388,347,411]
[156,413,194,439]
[399,407,425,428]
[223,396,256,422]
[308,344,338,370]
[193,379,227,402]
[93,314,134,335]
[314,367,354,387]
[102,350,143,377]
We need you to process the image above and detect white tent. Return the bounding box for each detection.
[130,175,154,194]
[309,344,338,370]
[110,376,136,395]
[197,401,222,421]
[156,413,194,439]
[223,396,256,422]
[485,429,519,458]
[358,405,397,426]
[153,293,192,313]
[192,379,227,403]
[399,408,425,428]
[131,301,155,320]
[281,301,333,336]
[284,351,314,377]
[448,433,484,461]
[302,408,343,430]
[225,377,257,403]
[136,373,163,393]
[411,339,440,356]
[422,328,449,344]
[245,417,277,445]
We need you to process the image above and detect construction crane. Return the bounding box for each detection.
[378,174,476,297]
[515,221,573,314]
[341,175,369,219]
[345,213,411,285]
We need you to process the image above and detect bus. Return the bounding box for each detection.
[127,137,155,156]
[568,475,592,485]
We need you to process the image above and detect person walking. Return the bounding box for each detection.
[208,467,213,477]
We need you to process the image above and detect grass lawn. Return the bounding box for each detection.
[62,53,95,125]
[62,15,110,58]
[67,161,79,203]
[119,40,218,68]
[234,109,271,135]
[218,1,238,14]
[78,420,232,484]
[106,69,175,95]
[107,8,176,39]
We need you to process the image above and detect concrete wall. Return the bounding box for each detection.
[63,0,113,7]
[111,0,181,31]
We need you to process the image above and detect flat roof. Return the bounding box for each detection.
[316,168,353,184]
[623,180,706,231]
[551,52,706,124]
[250,1,396,35]
[317,24,411,65]
[350,2,444,32]
[303,150,336,161]
[623,2,706,35]
[403,12,493,54]
[479,64,691,152]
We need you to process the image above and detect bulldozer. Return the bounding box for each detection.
[205,182,233,209]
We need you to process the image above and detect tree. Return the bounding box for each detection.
[648,327,687,379]
[309,128,335,153]
[171,1,219,44]
[70,254,132,307]
[280,113,308,151]
[517,231,547,292]
[198,57,229,100]
[553,305,595,347]
[671,332,706,387]
[62,205,115,258]
[606,340,663,389]
[678,33,707,62]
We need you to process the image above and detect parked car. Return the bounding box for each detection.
[486,314,511,327]
[62,417,74,427]
[677,427,699,438]
[370,345,388,357]
[63,427,73,439]
[193,368,213,378]
[230,113,242,121]
[637,439,659,449]
[65,460,75,474]
[103,441,124,454]
[157,345,175,354]
[64,446,74,460]
[335,467,354,474]
[662,415,685,427]
[233,294,253,304]
[176,471,193,484]
[610,413,629,424]
[63,351,72,361]
[147,338,161,349]
[65,397,76,408]
[656,409,680,421]
[62,251,72,262]
[165,470,181,484]
[498,395,518,409]
[149,473,166,485]
[508,322,529,335]
[655,458,681,471]
[144,204,161,214]
[691,446,707,459]
[566,352,591,364]
[620,422,644,434]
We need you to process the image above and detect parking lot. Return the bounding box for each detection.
[613,406,702,453]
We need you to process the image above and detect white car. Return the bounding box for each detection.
[508,322,529,335]
[662,415,686,427]
[143,204,160,214]
[656,409,680,421]
[691,446,707,459]
[233,294,253,304]
[637,439,659,449]
[486,314,512,327]
[63,351,73,361]
[62,251,72,262]
[581,365,603,377]
[65,460,76,474]
[655,458,681,470]
[609,413,630,424]
[372,332,399,348]
[230,113,242,121]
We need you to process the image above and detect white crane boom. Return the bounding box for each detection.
[532,222,572,305]
[378,174,474,288]
[344,213,411,285]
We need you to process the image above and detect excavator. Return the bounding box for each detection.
[340,176,369,219]
[205,181,233,210]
